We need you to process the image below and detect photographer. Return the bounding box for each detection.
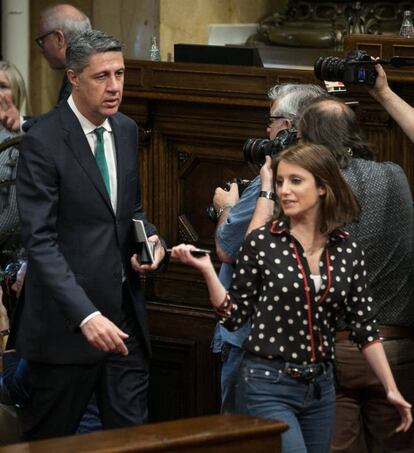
[249,95,414,453]
[314,50,414,150]
[369,62,414,146]
[211,83,326,413]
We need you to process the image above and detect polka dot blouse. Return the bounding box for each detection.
[217,219,380,365]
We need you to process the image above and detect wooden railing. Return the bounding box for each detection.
[0,414,288,453]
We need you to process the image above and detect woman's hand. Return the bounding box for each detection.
[171,244,227,308]
[171,244,212,273]
[386,388,412,432]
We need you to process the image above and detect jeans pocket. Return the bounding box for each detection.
[244,364,282,385]
[241,363,284,415]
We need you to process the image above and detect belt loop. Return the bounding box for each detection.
[221,342,230,363]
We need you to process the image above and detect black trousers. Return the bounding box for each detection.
[21,287,149,441]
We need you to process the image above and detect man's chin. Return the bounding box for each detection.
[102,106,119,117]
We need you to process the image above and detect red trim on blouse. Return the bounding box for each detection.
[269,220,286,235]
[317,250,332,305]
[291,240,317,362]
[215,293,233,318]
[360,338,382,351]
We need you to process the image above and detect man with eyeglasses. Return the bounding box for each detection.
[0,4,91,132]
[211,83,326,413]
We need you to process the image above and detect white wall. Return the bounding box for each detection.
[2,0,30,113]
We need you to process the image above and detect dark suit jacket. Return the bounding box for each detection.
[15,101,159,364]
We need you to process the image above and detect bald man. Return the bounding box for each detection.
[0,4,91,131]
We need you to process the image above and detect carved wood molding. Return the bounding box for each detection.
[251,1,414,50]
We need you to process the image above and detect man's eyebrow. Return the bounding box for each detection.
[92,67,125,76]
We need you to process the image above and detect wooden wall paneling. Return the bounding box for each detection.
[147,98,272,249]
[147,304,221,420]
[148,334,197,422]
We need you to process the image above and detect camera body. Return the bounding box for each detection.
[207,127,297,222]
[314,50,377,87]
[206,178,250,222]
[243,127,298,166]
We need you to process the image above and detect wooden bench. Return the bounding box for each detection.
[0,413,288,452]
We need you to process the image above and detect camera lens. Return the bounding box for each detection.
[243,138,273,165]
[243,128,297,166]
[314,56,345,82]
[314,51,376,86]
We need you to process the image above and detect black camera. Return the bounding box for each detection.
[206,178,250,222]
[243,127,297,166]
[314,50,377,87]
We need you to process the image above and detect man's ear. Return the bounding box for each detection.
[67,69,79,89]
[54,30,67,49]
[285,119,293,129]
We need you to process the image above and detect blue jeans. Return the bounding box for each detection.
[238,354,336,453]
[220,343,245,413]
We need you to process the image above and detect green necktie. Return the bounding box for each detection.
[93,127,111,197]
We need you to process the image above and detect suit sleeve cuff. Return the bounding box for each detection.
[79,311,101,327]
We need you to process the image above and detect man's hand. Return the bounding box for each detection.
[213,182,239,212]
[0,92,20,131]
[80,314,129,355]
[131,234,165,274]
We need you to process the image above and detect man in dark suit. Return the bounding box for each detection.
[15,29,167,440]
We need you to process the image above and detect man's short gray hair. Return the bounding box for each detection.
[66,29,123,73]
[268,83,326,125]
[41,5,91,43]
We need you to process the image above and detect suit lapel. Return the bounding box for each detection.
[110,115,127,218]
[59,103,114,215]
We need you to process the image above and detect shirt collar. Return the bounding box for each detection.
[268,218,349,242]
[67,95,112,135]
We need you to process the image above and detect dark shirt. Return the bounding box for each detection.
[219,219,379,365]
[341,158,414,326]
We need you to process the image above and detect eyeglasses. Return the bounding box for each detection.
[35,30,56,48]
[266,115,288,127]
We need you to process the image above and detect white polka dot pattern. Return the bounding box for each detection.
[220,219,379,365]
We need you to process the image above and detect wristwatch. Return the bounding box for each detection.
[216,205,233,217]
[259,191,276,201]
[0,329,10,337]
